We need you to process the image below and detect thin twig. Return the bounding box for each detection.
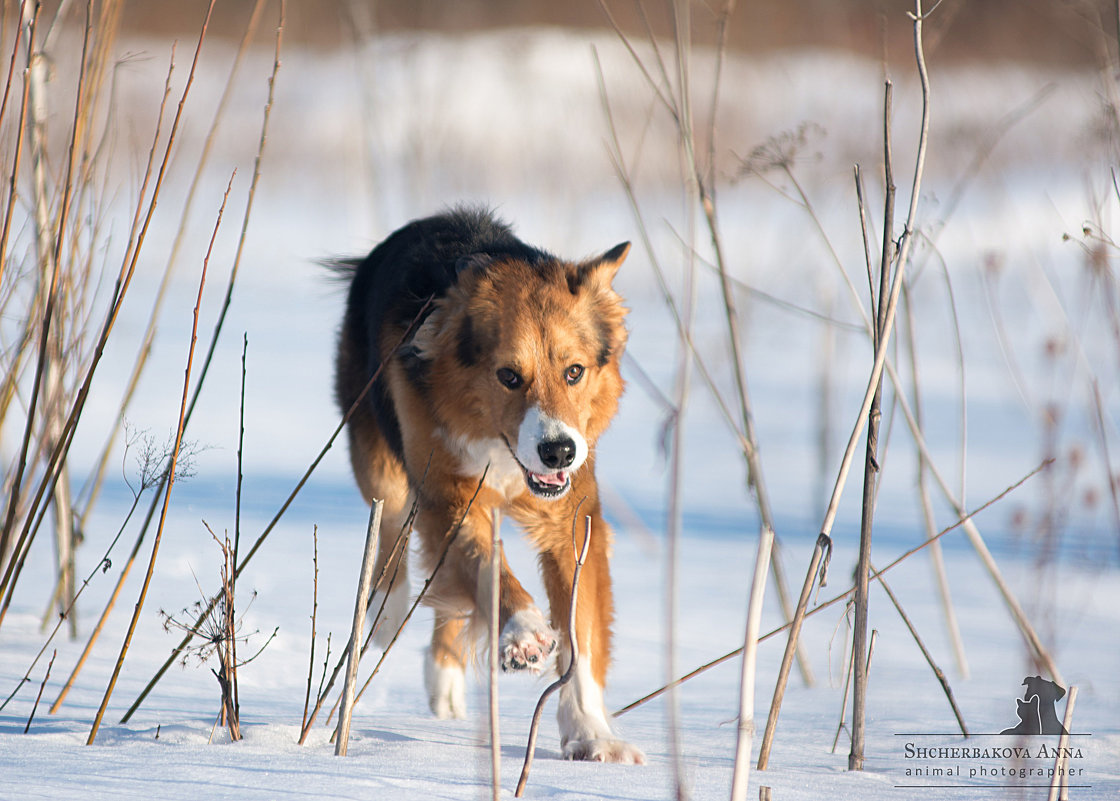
[613,460,1048,718]
[122,296,434,725]
[300,524,319,737]
[515,515,592,798]
[757,533,830,769]
[871,563,968,736]
[335,499,383,756]
[489,509,502,801]
[87,167,231,745]
[1046,686,1078,801]
[729,526,775,801]
[23,649,54,734]
[343,468,491,719]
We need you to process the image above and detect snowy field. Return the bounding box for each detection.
[2,21,1119,801]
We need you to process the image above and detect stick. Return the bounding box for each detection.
[23,649,54,734]
[830,602,855,753]
[729,526,774,801]
[612,460,1048,718]
[850,72,897,773]
[342,469,490,721]
[872,565,967,736]
[300,525,319,737]
[757,533,830,769]
[86,167,230,745]
[122,297,433,725]
[489,509,502,801]
[1046,686,1078,801]
[335,499,383,756]
[515,515,592,798]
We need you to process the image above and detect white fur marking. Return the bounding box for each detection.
[424,648,466,720]
[441,430,523,496]
[515,406,588,475]
[557,655,645,764]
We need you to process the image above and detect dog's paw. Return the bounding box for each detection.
[563,737,646,765]
[424,649,466,720]
[499,608,557,673]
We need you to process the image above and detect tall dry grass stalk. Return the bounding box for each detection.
[334,498,383,756]
[612,460,1049,718]
[87,159,230,746]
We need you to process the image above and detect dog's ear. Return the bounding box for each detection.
[593,241,630,284]
[570,242,630,295]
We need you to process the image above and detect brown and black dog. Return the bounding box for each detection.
[333,207,643,763]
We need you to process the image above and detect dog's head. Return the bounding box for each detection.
[411,242,629,500]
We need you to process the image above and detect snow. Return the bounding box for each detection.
[2,23,1119,801]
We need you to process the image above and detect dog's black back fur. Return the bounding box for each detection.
[334,206,552,460]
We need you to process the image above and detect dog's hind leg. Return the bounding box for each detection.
[347,412,413,648]
[425,613,468,719]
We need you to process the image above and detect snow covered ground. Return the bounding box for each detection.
[1,22,1119,801]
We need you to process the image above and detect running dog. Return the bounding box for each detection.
[333,207,643,764]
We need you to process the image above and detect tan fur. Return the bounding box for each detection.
[336,214,641,762]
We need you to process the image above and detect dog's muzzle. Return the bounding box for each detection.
[512,408,588,500]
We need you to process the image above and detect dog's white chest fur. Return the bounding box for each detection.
[442,431,523,497]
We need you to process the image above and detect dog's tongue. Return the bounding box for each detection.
[532,471,567,487]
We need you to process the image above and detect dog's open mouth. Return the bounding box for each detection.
[523,468,571,499]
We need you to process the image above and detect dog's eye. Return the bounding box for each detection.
[565,364,585,385]
[497,367,523,389]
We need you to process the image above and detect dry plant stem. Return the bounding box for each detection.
[664,6,698,796]
[903,290,968,678]
[86,169,231,746]
[757,533,829,770]
[335,499,383,756]
[830,606,855,753]
[186,0,284,435]
[0,0,211,625]
[23,649,54,734]
[612,459,1048,718]
[43,9,221,700]
[4,486,148,712]
[880,355,1063,683]
[105,6,281,718]
[515,516,592,798]
[301,525,319,736]
[0,0,86,604]
[28,1,83,636]
[0,0,32,292]
[302,522,412,740]
[600,0,810,693]
[343,470,490,720]
[871,563,967,736]
[126,284,419,727]
[78,0,268,522]
[850,74,898,774]
[489,510,502,801]
[818,0,931,546]
[729,526,775,801]
[1046,686,1078,801]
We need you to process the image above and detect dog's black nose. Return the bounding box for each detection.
[538,438,576,469]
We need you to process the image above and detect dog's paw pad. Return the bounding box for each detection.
[563,738,646,765]
[499,608,556,674]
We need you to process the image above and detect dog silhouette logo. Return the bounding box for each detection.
[999,676,1068,735]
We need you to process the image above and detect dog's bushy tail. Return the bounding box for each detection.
[321,256,361,285]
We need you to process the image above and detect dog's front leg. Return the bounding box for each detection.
[540,513,645,765]
[417,499,556,719]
